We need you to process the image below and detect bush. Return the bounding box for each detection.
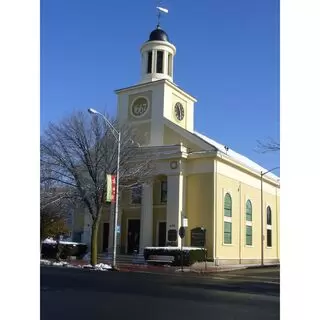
[41,241,88,260]
[144,247,207,266]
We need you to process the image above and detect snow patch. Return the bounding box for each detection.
[145,246,205,251]
[193,131,279,180]
[82,263,112,271]
[42,238,86,246]
[40,259,52,265]
[52,261,68,266]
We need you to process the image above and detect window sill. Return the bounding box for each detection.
[245,245,254,248]
[222,243,234,246]
[266,246,273,249]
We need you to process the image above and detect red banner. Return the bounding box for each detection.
[111,175,116,203]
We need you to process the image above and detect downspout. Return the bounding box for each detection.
[276,186,279,262]
[238,182,242,264]
[214,158,218,266]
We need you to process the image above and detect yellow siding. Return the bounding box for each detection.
[185,173,214,257]
[163,126,201,152]
[216,172,280,264]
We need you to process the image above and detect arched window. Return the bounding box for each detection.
[224,193,232,217]
[224,193,232,244]
[267,206,272,225]
[266,206,272,247]
[245,200,253,246]
[246,200,252,222]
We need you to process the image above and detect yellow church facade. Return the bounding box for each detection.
[75,25,280,266]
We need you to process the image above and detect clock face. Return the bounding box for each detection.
[174,102,184,121]
[131,97,148,117]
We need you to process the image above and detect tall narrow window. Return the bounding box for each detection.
[131,184,142,204]
[147,51,152,73]
[266,206,272,247]
[156,50,164,73]
[245,200,253,246]
[168,53,172,76]
[160,181,167,203]
[224,193,232,244]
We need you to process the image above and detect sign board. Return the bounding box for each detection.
[116,225,121,234]
[182,218,188,227]
[179,226,185,239]
[168,229,177,242]
[191,227,206,247]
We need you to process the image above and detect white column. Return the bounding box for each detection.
[138,182,153,257]
[166,174,184,247]
[152,50,156,75]
[163,52,168,76]
[170,53,174,79]
[141,52,146,78]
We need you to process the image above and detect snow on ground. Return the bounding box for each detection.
[52,261,69,266]
[40,259,112,271]
[145,246,205,251]
[42,238,86,246]
[83,263,112,271]
[40,259,52,265]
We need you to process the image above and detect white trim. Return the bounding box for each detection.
[222,189,233,245]
[222,243,234,247]
[246,221,253,226]
[267,225,272,230]
[156,220,166,246]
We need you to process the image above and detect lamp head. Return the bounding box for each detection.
[88,108,98,115]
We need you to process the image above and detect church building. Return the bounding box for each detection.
[75,23,280,266]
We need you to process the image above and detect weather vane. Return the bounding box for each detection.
[156,4,169,28]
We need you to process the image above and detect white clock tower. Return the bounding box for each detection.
[115,24,197,146]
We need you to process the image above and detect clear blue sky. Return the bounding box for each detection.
[40,0,279,174]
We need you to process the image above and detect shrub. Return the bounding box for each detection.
[144,247,207,266]
[41,241,88,260]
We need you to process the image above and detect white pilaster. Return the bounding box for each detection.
[166,174,184,247]
[139,182,153,257]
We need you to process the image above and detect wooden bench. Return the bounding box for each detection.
[146,255,175,265]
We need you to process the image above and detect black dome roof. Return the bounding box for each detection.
[148,27,169,42]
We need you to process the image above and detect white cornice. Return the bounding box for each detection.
[114,79,197,102]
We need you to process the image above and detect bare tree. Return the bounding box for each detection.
[40,111,153,266]
[256,137,280,154]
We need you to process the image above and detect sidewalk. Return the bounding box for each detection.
[66,258,279,275]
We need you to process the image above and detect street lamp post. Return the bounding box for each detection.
[260,166,279,266]
[88,108,121,269]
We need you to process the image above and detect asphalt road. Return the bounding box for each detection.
[41,266,280,320]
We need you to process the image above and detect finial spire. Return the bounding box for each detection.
[156,6,168,28]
